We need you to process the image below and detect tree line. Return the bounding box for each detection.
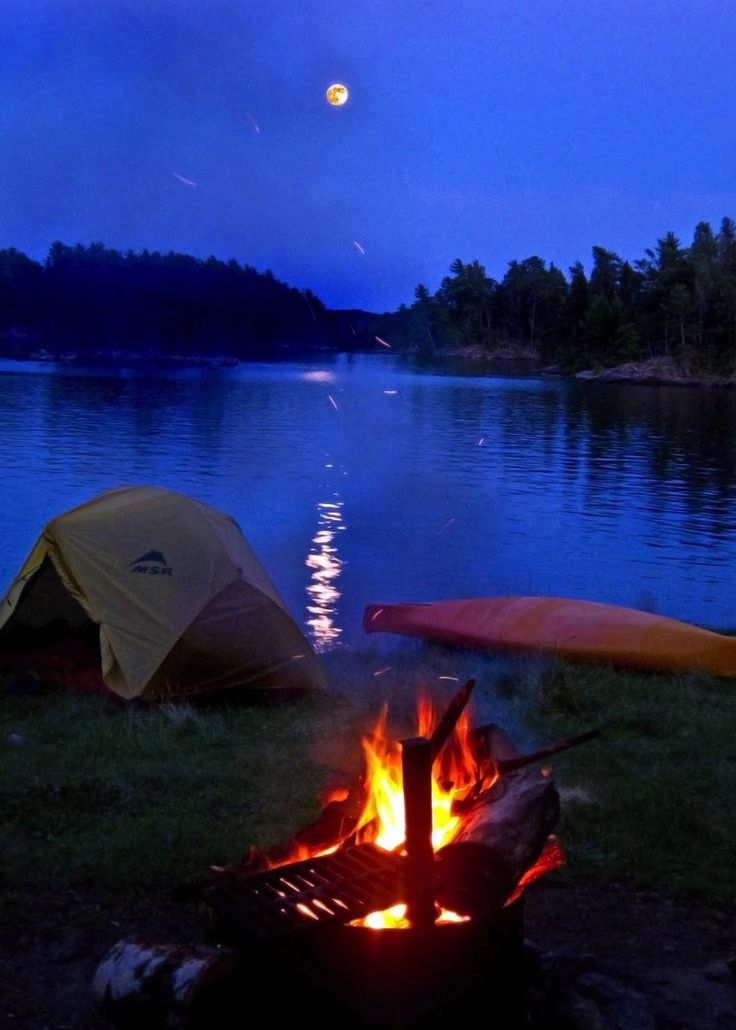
[2,221,735,369]
[373,217,736,370]
[0,242,354,359]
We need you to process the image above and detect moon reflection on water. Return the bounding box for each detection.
[305,497,345,651]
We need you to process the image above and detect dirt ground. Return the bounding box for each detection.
[525,881,736,1028]
[1,879,734,1029]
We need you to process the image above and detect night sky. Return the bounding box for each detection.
[3,0,736,311]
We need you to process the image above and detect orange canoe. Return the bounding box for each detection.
[363,596,736,677]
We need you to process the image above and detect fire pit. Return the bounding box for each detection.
[94,681,596,1028]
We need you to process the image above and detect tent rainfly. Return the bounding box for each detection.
[0,486,326,701]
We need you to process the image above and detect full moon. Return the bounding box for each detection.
[326,83,349,106]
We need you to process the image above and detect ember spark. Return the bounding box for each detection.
[173,172,197,187]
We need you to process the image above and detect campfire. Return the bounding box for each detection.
[94,680,598,1028]
[233,680,571,934]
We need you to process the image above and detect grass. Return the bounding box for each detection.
[513,658,736,902]
[1,644,735,904]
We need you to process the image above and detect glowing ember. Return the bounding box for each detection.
[351,903,470,930]
[504,837,565,907]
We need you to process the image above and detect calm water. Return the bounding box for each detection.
[2,353,736,648]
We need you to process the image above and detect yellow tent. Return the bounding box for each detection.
[0,486,326,701]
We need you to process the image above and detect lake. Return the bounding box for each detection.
[2,353,736,650]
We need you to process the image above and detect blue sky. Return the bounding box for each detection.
[2,0,735,310]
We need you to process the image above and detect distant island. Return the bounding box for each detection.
[2,217,735,383]
[374,215,736,383]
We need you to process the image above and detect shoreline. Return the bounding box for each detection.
[2,347,736,388]
[418,348,736,388]
[571,355,736,388]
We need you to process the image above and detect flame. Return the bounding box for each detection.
[504,836,565,907]
[353,697,481,854]
[348,696,488,928]
[271,695,563,931]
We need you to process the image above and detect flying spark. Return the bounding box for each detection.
[373,666,392,677]
[438,675,460,682]
[375,336,391,348]
[353,240,366,255]
[245,112,261,134]
[172,171,197,187]
[370,608,384,622]
[478,437,485,446]
[383,389,398,395]
[328,395,339,411]
[302,291,317,322]
[438,518,456,533]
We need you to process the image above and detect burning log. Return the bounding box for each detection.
[262,781,368,865]
[451,771,559,881]
[429,678,475,760]
[437,769,559,915]
[436,725,561,919]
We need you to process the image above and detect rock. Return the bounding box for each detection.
[541,947,599,978]
[704,961,735,983]
[575,971,656,1030]
[567,990,608,1029]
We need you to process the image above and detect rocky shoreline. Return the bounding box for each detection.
[572,355,736,388]
[441,349,736,388]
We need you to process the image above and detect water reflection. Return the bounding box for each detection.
[299,370,336,384]
[3,356,736,631]
[305,497,345,651]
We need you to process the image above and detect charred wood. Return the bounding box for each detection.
[438,766,559,919]
[429,678,475,761]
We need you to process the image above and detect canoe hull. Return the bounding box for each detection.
[363,597,736,678]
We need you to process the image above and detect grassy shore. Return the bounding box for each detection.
[1,645,734,904]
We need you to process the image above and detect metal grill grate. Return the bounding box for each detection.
[204,844,405,941]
